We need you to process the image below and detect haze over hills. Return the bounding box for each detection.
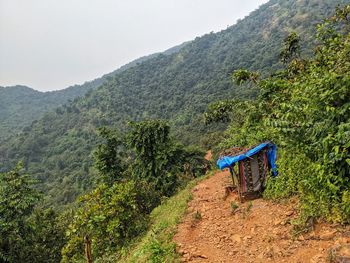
[0,43,187,142]
[1,0,347,207]
[0,84,100,141]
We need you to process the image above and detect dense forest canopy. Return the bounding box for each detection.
[0,0,347,208]
[0,84,100,142]
[1,1,350,262]
[1,120,208,262]
[0,45,186,142]
[206,4,350,223]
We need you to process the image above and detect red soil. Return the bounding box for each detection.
[174,170,350,263]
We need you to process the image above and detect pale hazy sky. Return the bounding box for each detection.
[0,0,268,91]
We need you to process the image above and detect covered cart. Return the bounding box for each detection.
[217,142,277,201]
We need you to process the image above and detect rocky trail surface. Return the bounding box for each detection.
[174,170,350,263]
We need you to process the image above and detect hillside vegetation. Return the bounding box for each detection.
[0,83,100,142]
[0,2,349,263]
[0,46,185,142]
[1,119,208,263]
[207,5,350,223]
[1,0,347,208]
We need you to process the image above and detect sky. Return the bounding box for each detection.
[0,0,268,91]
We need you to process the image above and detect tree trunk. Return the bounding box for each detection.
[84,235,93,263]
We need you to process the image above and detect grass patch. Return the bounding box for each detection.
[242,201,253,219]
[193,210,202,221]
[119,175,207,263]
[230,201,239,214]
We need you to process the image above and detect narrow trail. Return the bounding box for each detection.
[174,170,350,263]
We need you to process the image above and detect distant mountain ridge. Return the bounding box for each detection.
[1,0,347,206]
[0,84,99,141]
[0,42,188,142]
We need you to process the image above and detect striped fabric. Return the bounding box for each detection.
[238,150,268,200]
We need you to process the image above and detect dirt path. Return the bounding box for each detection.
[174,170,350,263]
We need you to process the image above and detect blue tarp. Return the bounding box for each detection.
[217,142,278,177]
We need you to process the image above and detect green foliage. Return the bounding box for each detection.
[211,4,350,223]
[0,83,99,142]
[127,120,208,196]
[230,201,239,214]
[0,162,41,262]
[127,120,178,196]
[232,69,259,85]
[0,52,167,143]
[204,100,237,124]
[179,146,210,179]
[1,0,346,208]
[119,178,201,263]
[241,202,254,219]
[61,181,148,262]
[199,131,225,150]
[264,150,318,200]
[128,120,170,176]
[205,100,264,145]
[94,127,126,185]
[4,2,350,263]
[263,7,350,223]
[280,32,301,63]
[26,208,66,263]
[62,121,208,261]
[0,163,66,263]
[193,210,202,220]
[2,2,350,262]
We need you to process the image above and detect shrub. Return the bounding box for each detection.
[61,181,148,262]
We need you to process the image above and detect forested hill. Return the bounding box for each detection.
[0,83,100,141]
[1,0,347,206]
[0,44,187,142]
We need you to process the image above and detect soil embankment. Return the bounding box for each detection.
[174,170,350,263]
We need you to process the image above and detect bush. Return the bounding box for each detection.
[208,5,350,223]
[61,180,149,262]
[264,150,317,200]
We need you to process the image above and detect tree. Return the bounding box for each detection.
[279,32,301,63]
[127,120,178,196]
[232,69,259,85]
[61,119,209,261]
[26,208,66,263]
[61,181,147,262]
[94,127,126,185]
[206,4,350,223]
[0,162,40,262]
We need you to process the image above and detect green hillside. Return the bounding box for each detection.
[1,0,347,207]
[0,83,101,142]
[0,45,187,142]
